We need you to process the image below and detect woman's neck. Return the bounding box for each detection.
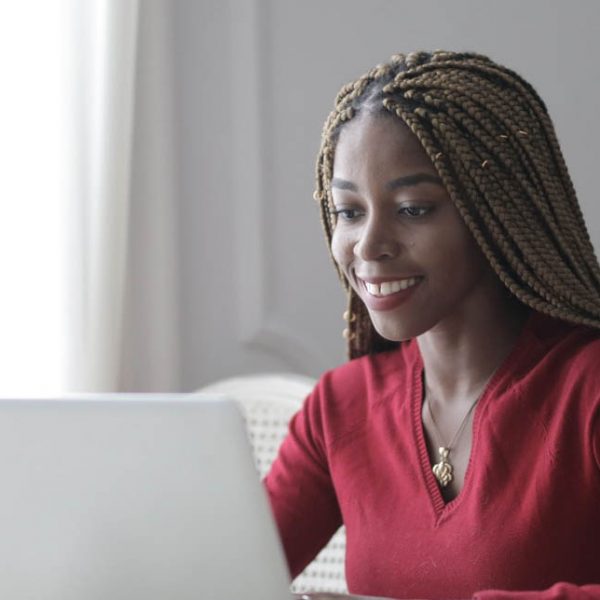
[416,296,530,405]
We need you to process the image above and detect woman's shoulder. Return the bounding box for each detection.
[528,311,600,364]
[301,342,417,441]
[320,341,416,397]
[523,310,600,399]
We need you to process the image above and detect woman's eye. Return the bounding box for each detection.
[400,205,430,218]
[331,208,362,221]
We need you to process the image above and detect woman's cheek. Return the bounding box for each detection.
[330,229,347,269]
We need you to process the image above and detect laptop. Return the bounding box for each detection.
[0,394,293,600]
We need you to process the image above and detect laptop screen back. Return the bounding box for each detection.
[0,395,292,600]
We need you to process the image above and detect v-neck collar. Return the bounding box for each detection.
[407,309,540,522]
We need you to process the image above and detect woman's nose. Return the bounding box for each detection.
[354,215,401,261]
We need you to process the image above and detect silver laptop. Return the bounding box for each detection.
[0,394,293,600]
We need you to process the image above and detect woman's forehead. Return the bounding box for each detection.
[333,113,437,179]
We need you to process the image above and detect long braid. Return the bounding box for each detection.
[315,51,600,359]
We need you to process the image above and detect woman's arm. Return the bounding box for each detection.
[474,400,600,600]
[475,583,600,600]
[264,383,343,578]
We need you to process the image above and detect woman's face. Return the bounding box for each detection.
[330,113,498,341]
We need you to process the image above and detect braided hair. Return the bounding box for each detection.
[314,51,600,359]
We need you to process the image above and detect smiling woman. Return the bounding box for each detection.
[317,52,600,359]
[264,51,600,600]
[329,113,510,344]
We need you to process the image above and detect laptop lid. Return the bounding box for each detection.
[0,394,292,600]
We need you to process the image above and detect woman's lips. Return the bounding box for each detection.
[357,276,423,311]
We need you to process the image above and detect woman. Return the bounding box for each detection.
[265,51,600,599]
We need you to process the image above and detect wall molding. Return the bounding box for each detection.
[229,0,321,374]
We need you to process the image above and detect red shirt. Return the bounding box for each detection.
[265,311,600,599]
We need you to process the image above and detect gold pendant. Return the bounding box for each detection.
[432,447,454,488]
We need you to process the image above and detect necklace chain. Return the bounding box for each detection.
[424,385,484,489]
[425,393,479,451]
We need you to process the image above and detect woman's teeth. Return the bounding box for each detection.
[364,277,420,297]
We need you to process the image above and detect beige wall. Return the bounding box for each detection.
[123,0,600,390]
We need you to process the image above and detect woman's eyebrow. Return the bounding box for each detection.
[386,173,444,190]
[331,178,358,191]
[331,173,443,192]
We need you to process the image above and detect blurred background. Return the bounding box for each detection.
[1,0,599,394]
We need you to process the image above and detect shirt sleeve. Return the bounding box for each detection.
[473,398,600,600]
[475,582,600,600]
[592,396,600,474]
[263,380,343,579]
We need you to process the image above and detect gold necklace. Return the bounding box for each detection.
[424,392,481,488]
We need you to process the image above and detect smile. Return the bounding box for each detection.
[360,277,422,297]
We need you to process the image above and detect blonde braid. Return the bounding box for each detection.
[315,51,600,359]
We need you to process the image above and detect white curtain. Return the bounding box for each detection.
[0,0,179,394]
[77,0,140,391]
[118,0,180,392]
[0,1,89,394]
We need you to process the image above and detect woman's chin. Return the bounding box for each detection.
[369,315,422,343]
